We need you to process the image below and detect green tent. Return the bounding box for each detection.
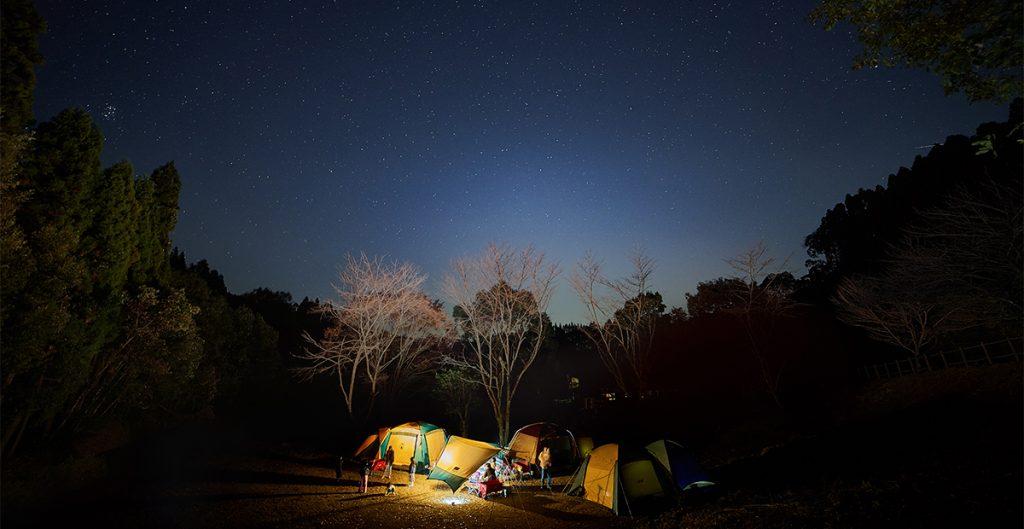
[353,421,448,473]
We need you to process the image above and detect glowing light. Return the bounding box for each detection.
[441,495,470,506]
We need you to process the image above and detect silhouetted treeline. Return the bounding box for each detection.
[804,101,1023,300]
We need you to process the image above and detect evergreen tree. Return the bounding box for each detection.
[149,162,181,252]
[88,161,140,297]
[2,110,106,446]
[0,0,288,452]
[132,177,160,283]
[0,0,45,134]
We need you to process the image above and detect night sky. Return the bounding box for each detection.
[33,1,1005,322]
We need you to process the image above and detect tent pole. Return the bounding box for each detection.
[560,458,585,494]
[616,465,633,517]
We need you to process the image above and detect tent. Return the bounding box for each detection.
[506,422,580,468]
[644,439,713,491]
[353,421,447,473]
[427,435,501,492]
[354,428,390,459]
[564,442,678,515]
[578,436,595,458]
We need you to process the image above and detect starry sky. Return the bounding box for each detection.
[33,0,1005,322]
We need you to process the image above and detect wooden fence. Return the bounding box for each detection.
[858,337,1023,380]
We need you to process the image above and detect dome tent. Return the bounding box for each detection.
[507,422,580,468]
[353,421,447,473]
[644,439,713,491]
[565,440,710,515]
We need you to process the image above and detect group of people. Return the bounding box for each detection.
[340,444,557,495]
[482,445,555,489]
[339,446,420,493]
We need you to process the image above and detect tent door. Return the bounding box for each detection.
[389,432,418,464]
[620,460,663,499]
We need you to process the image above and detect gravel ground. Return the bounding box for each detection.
[110,450,628,529]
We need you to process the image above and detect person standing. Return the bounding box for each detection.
[408,456,417,488]
[538,446,553,491]
[384,445,395,481]
[335,456,344,484]
[359,459,372,493]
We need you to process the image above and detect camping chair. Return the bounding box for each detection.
[495,453,528,494]
[495,470,521,495]
[370,458,387,479]
[509,459,533,479]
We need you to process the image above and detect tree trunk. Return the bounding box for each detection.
[2,411,27,454]
[459,402,470,437]
[744,315,784,410]
[489,398,505,446]
[500,397,512,446]
[6,410,31,456]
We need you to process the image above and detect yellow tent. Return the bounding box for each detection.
[353,422,447,472]
[427,435,500,491]
[580,444,619,510]
[565,442,674,515]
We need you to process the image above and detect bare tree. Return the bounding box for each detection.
[835,275,961,359]
[896,179,1022,334]
[298,254,447,421]
[570,249,662,397]
[442,243,559,445]
[382,297,450,404]
[725,242,795,408]
[835,178,1021,357]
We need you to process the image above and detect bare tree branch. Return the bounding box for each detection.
[442,243,559,445]
[569,248,661,396]
[296,254,449,422]
[835,178,1022,356]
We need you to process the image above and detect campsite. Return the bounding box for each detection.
[4,361,1020,528]
[2,0,1022,527]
